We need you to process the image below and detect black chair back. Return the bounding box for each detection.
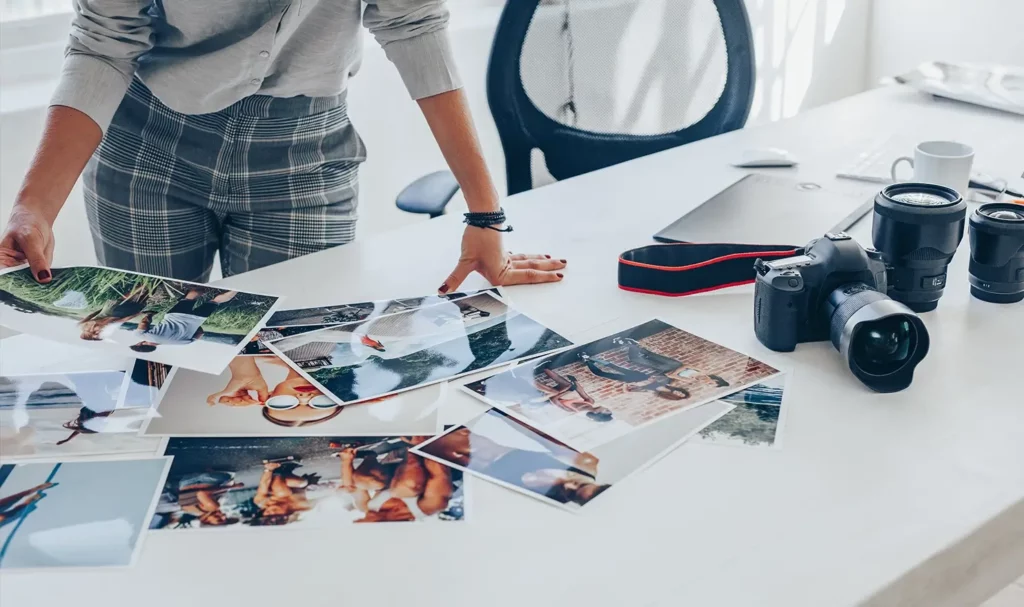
[487,0,755,195]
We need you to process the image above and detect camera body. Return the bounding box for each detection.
[754,233,887,352]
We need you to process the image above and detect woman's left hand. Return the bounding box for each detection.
[439,226,567,293]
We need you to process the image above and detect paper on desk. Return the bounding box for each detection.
[0,264,282,374]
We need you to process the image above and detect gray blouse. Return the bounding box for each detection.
[51,0,463,131]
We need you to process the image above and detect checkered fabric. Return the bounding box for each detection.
[84,78,366,281]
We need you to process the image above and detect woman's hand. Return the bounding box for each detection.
[207,357,269,406]
[0,204,55,283]
[439,226,567,293]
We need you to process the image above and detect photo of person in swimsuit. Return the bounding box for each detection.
[417,409,610,508]
[335,438,454,523]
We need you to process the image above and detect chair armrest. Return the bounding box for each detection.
[395,171,461,218]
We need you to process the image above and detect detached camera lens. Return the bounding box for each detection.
[826,283,929,393]
[969,202,1024,304]
[873,183,967,312]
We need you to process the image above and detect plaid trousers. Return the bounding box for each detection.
[84,78,365,281]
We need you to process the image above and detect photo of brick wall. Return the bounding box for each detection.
[464,319,780,451]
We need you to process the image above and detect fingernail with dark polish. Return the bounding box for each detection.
[556,273,564,278]
[38,270,50,281]
[545,255,551,259]
[438,284,449,294]
[559,259,567,264]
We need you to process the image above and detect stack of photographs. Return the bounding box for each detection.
[264,292,572,405]
[241,289,502,355]
[1,263,793,570]
[414,319,783,510]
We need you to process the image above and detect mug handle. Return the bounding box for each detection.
[891,156,914,182]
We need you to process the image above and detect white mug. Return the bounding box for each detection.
[891,141,974,197]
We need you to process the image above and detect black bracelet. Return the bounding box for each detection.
[464,208,513,233]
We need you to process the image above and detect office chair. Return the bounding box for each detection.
[395,0,755,217]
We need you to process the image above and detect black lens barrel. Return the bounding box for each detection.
[969,202,1024,304]
[873,183,967,312]
[825,282,930,393]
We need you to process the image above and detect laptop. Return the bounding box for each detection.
[653,174,875,246]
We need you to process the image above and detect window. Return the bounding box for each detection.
[1,0,70,22]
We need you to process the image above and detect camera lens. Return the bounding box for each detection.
[873,183,967,313]
[826,283,929,393]
[968,202,1024,304]
[849,316,916,375]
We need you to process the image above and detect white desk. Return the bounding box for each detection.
[3,85,1023,607]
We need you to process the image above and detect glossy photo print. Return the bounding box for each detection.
[141,354,441,437]
[0,458,171,570]
[696,374,788,449]
[122,360,172,408]
[0,265,281,374]
[264,289,503,327]
[0,370,162,460]
[239,290,504,355]
[152,436,465,530]
[413,401,732,512]
[266,292,572,406]
[462,319,780,451]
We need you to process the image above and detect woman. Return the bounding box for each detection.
[0,1,566,290]
[533,367,614,423]
[249,461,314,526]
[207,355,343,427]
[421,414,610,507]
[336,439,453,522]
[78,282,153,340]
[580,337,729,400]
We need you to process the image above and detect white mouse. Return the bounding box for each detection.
[731,147,799,168]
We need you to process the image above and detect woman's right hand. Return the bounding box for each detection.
[0,204,55,283]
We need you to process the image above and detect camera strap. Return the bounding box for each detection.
[618,243,802,297]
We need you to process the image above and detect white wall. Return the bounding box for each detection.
[1,0,873,268]
[868,0,1024,83]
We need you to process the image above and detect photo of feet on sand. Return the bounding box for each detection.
[463,320,780,451]
[266,292,571,405]
[0,266,280,373]
[152,436,465,529]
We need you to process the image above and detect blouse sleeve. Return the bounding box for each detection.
[49,0,154,132]
[362,0,462,100]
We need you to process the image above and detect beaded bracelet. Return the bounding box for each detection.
[464,208,513,233]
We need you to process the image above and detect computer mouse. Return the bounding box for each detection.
[731,147,799,168]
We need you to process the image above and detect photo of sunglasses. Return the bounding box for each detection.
[264,394,338,410]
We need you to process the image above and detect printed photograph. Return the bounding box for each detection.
[0,265,281,373]
[696,375,787,449]
[462,319,780,451]
[142,354,441,437]
[122,360,172,408]
[267,292,571,405]
[414,401,731,512]
[265,288,502,327]
[151,436,464,529]
[0,458,170,569]
[0,370,162,460]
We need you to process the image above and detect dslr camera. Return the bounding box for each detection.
[754,232,929,393]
